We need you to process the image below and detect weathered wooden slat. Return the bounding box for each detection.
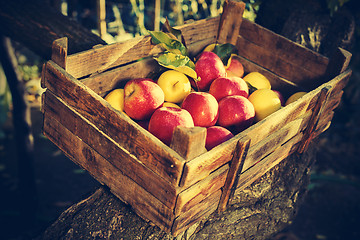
[234,133,303,193]
[218,138,250,212]
[236,35,327,90]
[81,57,161,96]
[239,19,329,83]
[43,91,179,208]
[325,47,352,80]
[43,60,185,186]
[298,86,332,153]
[236,55,302,95]
[51,37,68,70]
[66,17,220,79]
[242,118,304,173]
[171,189,222,236]
[217,1,245,45]
[43,113,175,232]
[175,164,229,216]
[170,126,207,161]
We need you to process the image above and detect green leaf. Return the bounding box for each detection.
[163,18,183,43]
[154,52,198,80]
[149,31,188,56]
[213,43,238,65]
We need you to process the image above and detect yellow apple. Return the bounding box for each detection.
[248,89,281,122]
[243,72,271,90]
[285,92,307,106]
[104,88,125,112]
[163,102,181,108]
[157,70,192,103]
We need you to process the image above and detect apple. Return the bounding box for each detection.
[209,76,249,101]
[181,92,219,127]
[243,72,271,90]
[104,88,125,112]
[218,95,255,132]
[272,90,285,106]
[285,91,307,106]
[195,51,226,91]
[148,107,194,145]
[248,89,281,122]
[206,126,234,150]
[124,78,165,120]
[157,70,192,103]
[225,55,244,78]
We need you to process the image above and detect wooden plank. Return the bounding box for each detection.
[174,164,229,216]
[81,57,162,96]
[51,37,68,69]
[43,60,185,186]
[43,113,174,232]
[43,91,178,208]
[217,0,245,45]
[66,17,220,79]
[242,118,304,173]
[236,35,327,90]
[298,86,332,153]
[234,133,303,193]
[237,55,303,96]
[325,47,352,80]
[170,126,207,161]
[171,189,222,236]
[218,138,250,212]
[239,19,329,83]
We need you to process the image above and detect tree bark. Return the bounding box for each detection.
[36,143,317,240]
[0,0,106,60]
[0,36,38,232]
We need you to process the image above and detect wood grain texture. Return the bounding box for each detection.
[43,91,179,208]
[42,113,175,232]
[43,61,185,186]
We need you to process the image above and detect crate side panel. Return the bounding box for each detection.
[66,17,220,79]
[43,114,174,232]
[234,133,303,193]
[242,117,305,173]
[236,55,302,96]
[43,91,178,208]
[239,19,329,89]
[43,61,185,186]
[172,189,222,236]
[175,164,229,216]
[81,57,162,97]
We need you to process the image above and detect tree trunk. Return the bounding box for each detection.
[36,143,317,240]
[0,0,106,60]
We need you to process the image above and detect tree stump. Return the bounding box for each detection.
[37,142,317,240]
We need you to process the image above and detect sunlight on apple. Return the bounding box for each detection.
[104,88,125,112]
[157,70,191,103]
[248,89,281,122]
[243,72,271,90]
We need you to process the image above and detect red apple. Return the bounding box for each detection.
[206,126,234,150]
[195,51,226,91]
[181,92,219,127]
[225,55,244,78]
[124,78,164,120]
[218,95,255,132]
[148,107,194,145]
[209,76,249,101]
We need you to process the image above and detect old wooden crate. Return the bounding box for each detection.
[41,1,352,236]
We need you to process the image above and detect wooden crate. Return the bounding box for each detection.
[40,1,352,236]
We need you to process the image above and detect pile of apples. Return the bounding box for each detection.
[104,46,306,150]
